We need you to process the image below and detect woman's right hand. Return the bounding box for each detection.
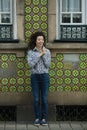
[39,49,47,57]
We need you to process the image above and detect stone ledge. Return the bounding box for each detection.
[0,42,28,57]
[47,43,87,56]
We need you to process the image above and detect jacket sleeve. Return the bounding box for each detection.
[42,49,51,68]
[27,51,40,68]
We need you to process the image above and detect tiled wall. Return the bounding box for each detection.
[49,54,87,92]
[25,0,48,43]
[0,0,87,93]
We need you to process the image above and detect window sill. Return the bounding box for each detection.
[0,42,28,57]
[0,39,19,43]
[47,42,87,56]
[54,39,87,43]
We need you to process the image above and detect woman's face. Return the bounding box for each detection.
[36,36,44,49]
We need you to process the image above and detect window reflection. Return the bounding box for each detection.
[62,14,70,23]
[0,0,10,12]
[1,14,10,23]
[73,14,82,23]
[62,0,81,12]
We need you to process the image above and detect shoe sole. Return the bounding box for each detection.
[41,124,48,126]
[34,124,40,126]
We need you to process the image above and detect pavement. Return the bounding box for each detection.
[0,121,87,130]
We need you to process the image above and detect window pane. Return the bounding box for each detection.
[62,0,68,12]
[62,0,81,12]
[0,0,10,12]
[62,14,70,23]
[1,14,10,23]
[73,14,82,23]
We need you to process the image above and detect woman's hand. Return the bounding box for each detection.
[39,49,47,57]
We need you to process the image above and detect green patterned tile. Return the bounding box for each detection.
[80,86,87,92]
[50,62,55,69]
[17,78,24,85]
[1,54,8,61]
[72,70,79,77]
[33,23,39,29]
[80,70,86,77]
[25,70,31,76]
[9,54,16,61]
[65,86,71,92]
[57,70,63,77]
[80,62,86,69]
[25,86,32,92]
[72,78,79,85]
[10,78,16,85]
[2,78,8,85]
[10,86,16,92]
[25,15,31,21]
[18,86,24,92]
[56,54,64,61]
[57,62,63,69]
[17,70,24,77]
[64,70,71,77]
[33,15,39,21]
[64,78,71,85]
[1,62,8,69]
[80,54,87,61]
[80,78,86,84]
[57,78,63,85]
[49,86,55,92]
[33,7,39,13]
[25,78,31,84]
[2,86,8,92]
[25,7,31,13]
[57,86,63,92]
[72,85,79,91]
[17,62,24,69]
[50,78,55,84]
[33,0,39,5]
[41,7,47,13]
[49,70,56,77]
[41,0,47,5]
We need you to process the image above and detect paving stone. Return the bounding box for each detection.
[70,122,83,130]
[1,121,87,130]
[81,121,87,130]
[0,121,5,130]
[60,122,72,130]
[27,124,39,130]
[16,124,27,130]
[5,122,16,130]
[49,122,60,130]
[39,125,49,130]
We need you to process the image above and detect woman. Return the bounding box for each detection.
[27,31,51,126]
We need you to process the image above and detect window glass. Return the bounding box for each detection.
[0,0,10,12]
[0,0,11,24]
[62,0,81,12]
[61,0,81,23]
[1,14,10,23]
[62,14,70,23]
[73,14,82,23]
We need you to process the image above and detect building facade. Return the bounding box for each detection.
[0,0,87,111]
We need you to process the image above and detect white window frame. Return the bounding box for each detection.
[56,0,87,39]
[0,0,17,40]
[0,0,12,24]
[13,0,17,39]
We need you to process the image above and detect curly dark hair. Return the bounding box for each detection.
[28,31,46,50]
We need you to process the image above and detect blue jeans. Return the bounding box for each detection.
[31,73,50,120]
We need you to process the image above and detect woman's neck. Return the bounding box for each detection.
[36,46,43,51]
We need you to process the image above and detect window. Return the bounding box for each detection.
[0,0,12,24]
[61,0,82,24]
[0,0,17,42]
[56,0,87,41]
